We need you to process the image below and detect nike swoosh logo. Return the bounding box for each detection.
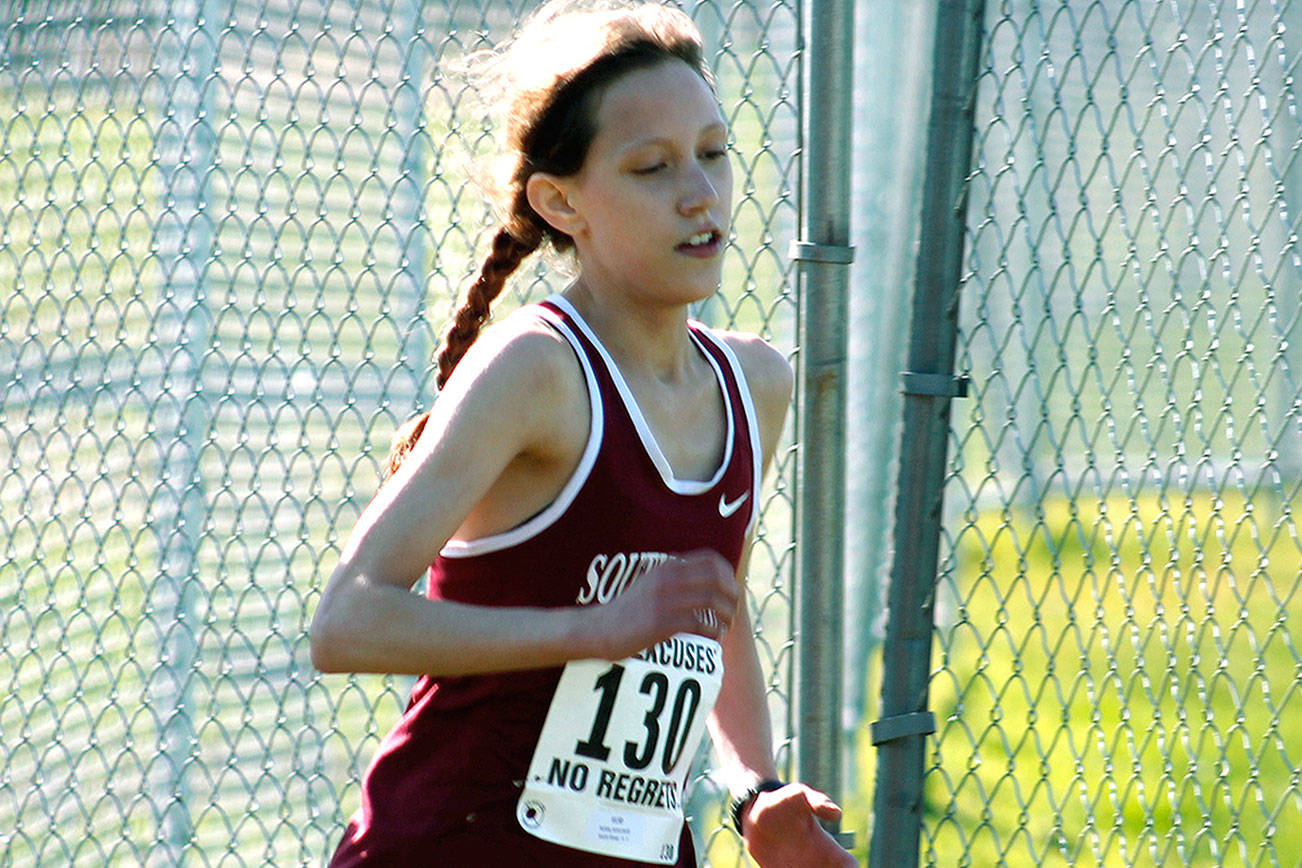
[718,491,750,518]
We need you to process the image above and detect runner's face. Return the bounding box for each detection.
[564,60,733,306]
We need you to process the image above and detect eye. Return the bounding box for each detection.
[701,148,728,161]
[632,161,668,175]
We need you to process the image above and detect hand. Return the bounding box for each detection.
[742,783,858,868]
[587,549,739,659]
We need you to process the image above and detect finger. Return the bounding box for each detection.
[688,607,729,640]
[811,799,842,823]
[692,607,720,630]
[711,569,741,608]
[679,565,736,616]
[800,787,844,822]
[664,551,736,637]
[705,597,735,635]
[685,549,738,587]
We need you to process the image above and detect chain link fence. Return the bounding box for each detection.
[10,0,1302,865]
[925,0,1302,865]
[0,1,800,864]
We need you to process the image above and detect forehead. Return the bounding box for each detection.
[590,60,726,151]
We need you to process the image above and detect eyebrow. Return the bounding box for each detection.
[618,122,729,153]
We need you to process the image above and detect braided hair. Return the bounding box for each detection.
[383,0,710,478]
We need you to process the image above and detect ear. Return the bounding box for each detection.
[526,173,586,238]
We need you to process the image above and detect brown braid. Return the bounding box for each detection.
[382,227,538,479]
[434,228,539,390]
[379,2,710,482]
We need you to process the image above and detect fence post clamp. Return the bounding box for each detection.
[900,371,970,398]
[789,240,856,264]
[870,711,937,746]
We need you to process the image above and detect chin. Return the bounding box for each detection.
[677,268,727,303]
[659,281,722,309]
[620,261,725,309]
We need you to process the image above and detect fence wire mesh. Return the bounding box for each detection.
[0,1,800,865]
[930,1,1302,866]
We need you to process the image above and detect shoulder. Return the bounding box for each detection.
[709,330,793,465]
[444,304,584,399]
[434,304,588,452]
[712,330,793,415]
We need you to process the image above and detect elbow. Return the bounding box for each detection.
[309,623,338,674]
[308,608,342,673]
[309,583,356,673]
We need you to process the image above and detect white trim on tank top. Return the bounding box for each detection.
[691,327,766,537]
[439,310,605,558]
[546,294,735,496]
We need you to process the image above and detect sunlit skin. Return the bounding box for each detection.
[528,60,734,380]
[521,60,738,488]
[561,59,733,308]
[524,63,854,864]
[311,52,855,868]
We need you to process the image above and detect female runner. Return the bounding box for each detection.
[310,2,857,864]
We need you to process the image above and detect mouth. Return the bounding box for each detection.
[676,229,723,256]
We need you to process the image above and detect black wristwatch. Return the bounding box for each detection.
[729,779,785,835]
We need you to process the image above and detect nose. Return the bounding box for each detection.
[678,162,720,216]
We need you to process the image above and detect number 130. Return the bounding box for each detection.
[574,664,702,775]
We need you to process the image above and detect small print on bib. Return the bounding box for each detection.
[517,633,724,863]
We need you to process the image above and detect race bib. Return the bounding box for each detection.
[516,633,724,863]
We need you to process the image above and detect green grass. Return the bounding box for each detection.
[881,489,1302,867]
[11,34,1302,868]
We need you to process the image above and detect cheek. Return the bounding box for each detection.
[598,184,671,232]
[588,175,648,210]
[715,163,735,203]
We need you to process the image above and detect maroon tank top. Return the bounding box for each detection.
[329,296,761,867]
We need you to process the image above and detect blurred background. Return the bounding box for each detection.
[1,1,1298,866]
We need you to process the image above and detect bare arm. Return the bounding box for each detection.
[309,318,738,677]
[706,333,790,784]
[706,334,856,867]
[708,546,779,784]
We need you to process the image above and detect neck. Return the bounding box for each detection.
[561,279,698,382]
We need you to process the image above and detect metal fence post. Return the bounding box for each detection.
[1276,5,1302,488]
[844,0,935,786]
[868,0,985,865]
[150,0,220,862]
[793,0,856,830]
[396,0,430,408]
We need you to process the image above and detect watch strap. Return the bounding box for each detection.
[729,778,785,835]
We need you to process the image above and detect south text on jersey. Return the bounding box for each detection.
[576,551,672,605]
